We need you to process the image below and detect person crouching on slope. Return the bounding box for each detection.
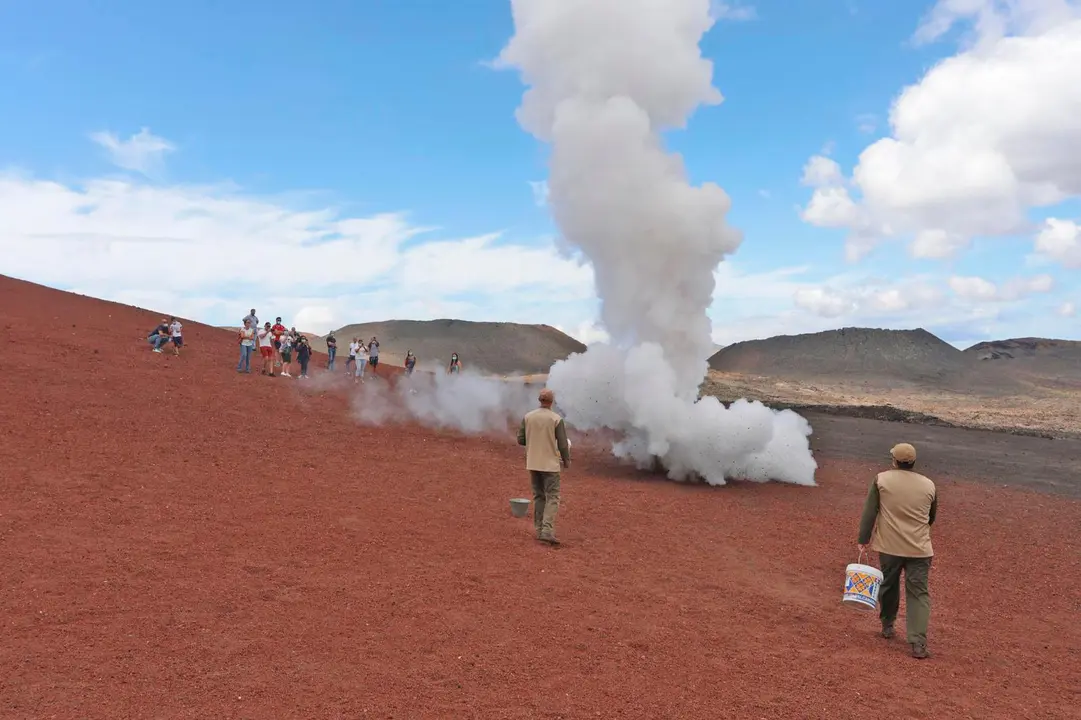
[147,319,171,353]
[857,442,938,660]
[517,388,571,545]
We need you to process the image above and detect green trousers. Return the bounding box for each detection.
[529,471,561,537]
[878,553,932,645]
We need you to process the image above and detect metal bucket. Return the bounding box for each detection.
[509,498,531,518]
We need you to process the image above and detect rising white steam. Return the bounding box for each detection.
[495,0,817,486]
[350,369,538,435]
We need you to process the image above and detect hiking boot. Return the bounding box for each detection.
[538,532,560,545]
[910,643,931,659]
[881,625,895,640]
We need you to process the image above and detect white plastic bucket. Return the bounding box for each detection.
[842,562,884,611]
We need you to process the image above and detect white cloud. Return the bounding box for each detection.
[0,169,599,333]
[799,2,1081,260]
[89,127,175,175]
[1059,300,1077,317]
[793,278,945,318]
[710,2,756,21]
[1034,217,1081,267]
[800,155,844,188]
[910,228,969,258]
[948,273,1055,301]
[529,180,549,207]
[855,113,877,134]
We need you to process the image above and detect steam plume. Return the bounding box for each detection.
[495,0,818,486]
[350,368,538,435]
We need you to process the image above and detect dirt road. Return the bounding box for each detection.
[805,412,1081,498]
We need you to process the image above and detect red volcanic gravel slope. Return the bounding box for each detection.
[1,274,1079,719]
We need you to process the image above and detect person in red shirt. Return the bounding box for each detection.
[270,317,287,370]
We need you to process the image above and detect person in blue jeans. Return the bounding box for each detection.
[147,320,172,353]
[236,319,256,373]
[325,332,337,371]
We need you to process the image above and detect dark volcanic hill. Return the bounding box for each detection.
[964,337,1081,386]
[320,319,585,375]
[708,327,1007,390]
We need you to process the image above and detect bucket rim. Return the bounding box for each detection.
[509,498,531,504]
[846,563,884,578]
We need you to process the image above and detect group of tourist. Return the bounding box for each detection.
[235,308,313,378]
[149,306,469,383]
[146,317,183,355]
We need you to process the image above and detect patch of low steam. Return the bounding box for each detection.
[349,368,538,436]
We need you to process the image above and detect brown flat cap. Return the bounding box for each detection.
[890,443,917,463]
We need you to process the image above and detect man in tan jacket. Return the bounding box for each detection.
[858,442,938,659]
[517,388,571,545]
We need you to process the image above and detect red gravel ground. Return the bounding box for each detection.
[1,274,1079,719]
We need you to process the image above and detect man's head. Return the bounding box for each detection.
[539,388,555,407]
[243,319,251,327]
[250,308,256,315]
[276,317,282,323]
[890,443,917,470]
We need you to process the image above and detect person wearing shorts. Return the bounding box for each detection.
[169,318,183,355]
[367,337,380,372]
[271,317,286,368]
[279,333,294,377]
[258,322,275,375]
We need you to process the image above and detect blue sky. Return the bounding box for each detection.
[1,0,1078,347]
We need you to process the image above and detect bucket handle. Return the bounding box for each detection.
[857,547,865,565]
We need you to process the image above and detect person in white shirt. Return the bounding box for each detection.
[354,341,369,382]
[279,331,294,377]
[257,322,275,376]
[346,338,359,375]
[169,319,183,356]
[236,319,256,373]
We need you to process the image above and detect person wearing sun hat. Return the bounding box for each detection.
[857,442,938,660]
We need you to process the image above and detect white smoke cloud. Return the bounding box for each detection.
[349,369,538,436]
[495,0,817,486]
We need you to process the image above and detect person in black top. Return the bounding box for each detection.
[146,319,172,353]
[296,336,312,379]
[325,332,337,371]
[404,350,416,375]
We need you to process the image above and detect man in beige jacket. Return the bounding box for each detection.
[517,388,571,545]
[858,442,938,659]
